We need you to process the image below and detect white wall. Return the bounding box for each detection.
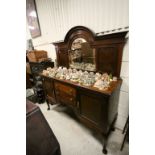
[116,38,129,129]
[27,0,129,130]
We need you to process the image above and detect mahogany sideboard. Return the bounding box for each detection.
[41,74,121,154]
[41,26,128,154]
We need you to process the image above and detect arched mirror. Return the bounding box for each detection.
[69,38,96,71]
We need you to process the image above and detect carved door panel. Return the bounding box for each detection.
[80,95,102,124]
[96,47,118,76]
[79,90,108,128]
[58,49,69,67]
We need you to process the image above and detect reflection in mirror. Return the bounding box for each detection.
[69,38,96,71]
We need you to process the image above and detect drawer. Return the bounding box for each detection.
[56,93,76,106]
[54,82,76,97]
[54,82,76,106]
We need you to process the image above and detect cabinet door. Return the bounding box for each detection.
[58,49,69,67]
[96,47,118,76]
[43,77,56,103]
[79,90,108,129]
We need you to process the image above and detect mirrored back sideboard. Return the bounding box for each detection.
[43,26,128,154]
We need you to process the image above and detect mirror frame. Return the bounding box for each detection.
[69,37,96,71]
[53,26,128,77]
[65,26,97,71]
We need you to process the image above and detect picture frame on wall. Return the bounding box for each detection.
[26,0,41,38]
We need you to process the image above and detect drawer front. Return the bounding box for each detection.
[54,82,76,106]
[56,92,76,106]
[54,82,76,97]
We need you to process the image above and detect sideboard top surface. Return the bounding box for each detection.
[41,74,122,96]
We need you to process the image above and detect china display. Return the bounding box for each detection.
[41,26,128,154]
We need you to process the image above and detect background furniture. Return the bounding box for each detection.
[26,50,54,83]
[26,62,34,89]
[26,100,61,155]
[29,60,54,78]
[27,50,48,62]
[33,76,45,103]
[26,51,54,103]
[42,26,127,154]
[29,60,54,103]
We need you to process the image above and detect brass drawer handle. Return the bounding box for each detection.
[70,98,73,101]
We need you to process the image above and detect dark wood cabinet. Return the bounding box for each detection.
[41,75,122,154]
[57,49,69,68]
[26,100,61,155]
[41,26,127,154]
[29,61,54,78]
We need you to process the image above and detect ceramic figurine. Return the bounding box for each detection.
[113,76,117,81]
[43,66,116,91]
[68,68,72,73]
[66,74,71,80]
[71,73,79,82]
[94,80,104,88]
[60,74,65,80]
[95,73,102,81]
[90,72,94,76]
[47,67,52,71]
[73,68,77,73]
[62,67,68,74]
[94,80,109,90]
[43,70,49,76]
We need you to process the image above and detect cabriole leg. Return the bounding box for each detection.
[46,99,50,110]
[102,134,108,154]
[111,126,115,132]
